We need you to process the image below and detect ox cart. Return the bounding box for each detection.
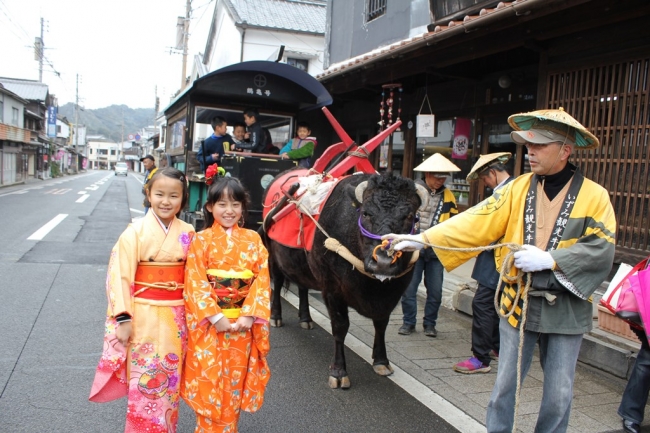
[160,60,333,228]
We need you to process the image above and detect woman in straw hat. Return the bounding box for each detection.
[398,153,460,338]
[384,108,616,432]
[453,152,513,375]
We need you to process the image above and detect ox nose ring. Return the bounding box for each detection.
[373,240,401,264]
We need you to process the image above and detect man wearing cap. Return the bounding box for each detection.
[384,108,616,432]
[398,153,460,337]
[453,152,513,374]
[140,154,157,214]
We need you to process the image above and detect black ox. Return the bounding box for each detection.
[262,171,427,388]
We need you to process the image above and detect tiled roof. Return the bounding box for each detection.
[225,0,326,34]
[318,0,542,81]
[0,77,49,102]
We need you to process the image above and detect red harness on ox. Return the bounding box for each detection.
[262,107,402,252]
[262,169,342,251]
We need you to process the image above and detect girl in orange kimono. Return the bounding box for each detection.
[89,168,195,433]
[182,176,271,433]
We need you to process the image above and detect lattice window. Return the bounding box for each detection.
[546,58,650,259]
[367,0,386,22]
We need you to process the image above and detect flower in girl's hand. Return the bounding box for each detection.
[205,164,226,185]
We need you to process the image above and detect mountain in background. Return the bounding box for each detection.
[58,103,155,142]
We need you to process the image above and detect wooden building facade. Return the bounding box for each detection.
[318,0,650,263]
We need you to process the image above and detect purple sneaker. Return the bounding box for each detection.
[453,357,491,374]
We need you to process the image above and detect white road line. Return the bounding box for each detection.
[76,194,90,203]
[130,208,145,214]
[78,191,87,194]
[282,290,485,433]
[27,214,68,240]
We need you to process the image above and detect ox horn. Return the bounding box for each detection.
[415,183,429,207]
[355,181,368,203]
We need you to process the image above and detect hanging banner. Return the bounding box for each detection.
[416,114,435,138]
[47,106,57,138]
[452,118,471,160]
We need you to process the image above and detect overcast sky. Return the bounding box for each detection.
[0,0,213,109]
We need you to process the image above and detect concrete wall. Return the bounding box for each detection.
[327,0,430,67]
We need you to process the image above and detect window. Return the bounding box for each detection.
[367,0,386,22]
[12,107,19,125]
[287,58,308,72]
[0,98,3,123]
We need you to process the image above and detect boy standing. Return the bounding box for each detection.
[280,121,316,168]
[197,116,232,172]
[237,108,269,153]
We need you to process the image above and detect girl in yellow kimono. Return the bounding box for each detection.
[89,167,195,433]
[182,176,271,433]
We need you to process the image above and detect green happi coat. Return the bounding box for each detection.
[421,170,616,333]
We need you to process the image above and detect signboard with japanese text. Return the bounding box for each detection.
[47,106,57,137]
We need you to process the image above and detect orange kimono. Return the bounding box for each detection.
[182,223,271,432]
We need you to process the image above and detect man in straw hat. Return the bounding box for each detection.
[384,108,616,432]
[398,153,460,338]
[453,152,513,374]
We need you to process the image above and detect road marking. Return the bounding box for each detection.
[44,188,72,195]
[76,194,90,203]
[282,290,485,433]
[85,185,99,191]
[27,214,68,240]
[130,208,145,214]
[78,191,87,194]
[0,190,29,197]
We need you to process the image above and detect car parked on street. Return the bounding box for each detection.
[114,162,128,176]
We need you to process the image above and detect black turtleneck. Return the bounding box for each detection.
[536,163,576,200]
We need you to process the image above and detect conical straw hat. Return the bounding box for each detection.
[466,152,511,182]
[507,107,599,149]
[414,153,461,173]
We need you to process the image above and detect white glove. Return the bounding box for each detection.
[394,240,425,252]
[381,234,426,252]
[513,245,555,272]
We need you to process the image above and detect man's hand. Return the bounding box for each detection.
[513,245,555,272]
[381,233,426,252]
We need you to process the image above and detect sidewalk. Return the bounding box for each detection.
[290,260,649,433]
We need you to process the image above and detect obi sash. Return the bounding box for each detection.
[207,269,253,318]
[133,262,185,300]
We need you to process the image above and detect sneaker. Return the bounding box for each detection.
[398,324,415,335]
[423,325,437,337]
[490,350,499,361]
[453,357,491,374]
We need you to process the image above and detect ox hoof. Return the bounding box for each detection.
[299,321,315,330]
[270,319,283,328]
[373,364,394,376]
[328,375,351,390]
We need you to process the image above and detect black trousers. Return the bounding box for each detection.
[471,283,500,366]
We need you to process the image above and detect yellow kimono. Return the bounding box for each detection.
[89,211,195,433]
[182,223,271,432]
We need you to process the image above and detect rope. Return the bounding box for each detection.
[324,238,418,279]
[348,147,370,158]
[385,237,532,433]
[133,281,184,297]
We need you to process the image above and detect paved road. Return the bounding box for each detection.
[0,171,459,432]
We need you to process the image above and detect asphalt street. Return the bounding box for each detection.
[0,171,458,432]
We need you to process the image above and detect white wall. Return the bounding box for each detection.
[206,5,324,76]
[1,93,25,127]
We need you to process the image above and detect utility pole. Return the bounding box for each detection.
[180,0,191,90]
[38,18,44,82]
[74,74,79,149]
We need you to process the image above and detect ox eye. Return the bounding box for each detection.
[362,211,370,218]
